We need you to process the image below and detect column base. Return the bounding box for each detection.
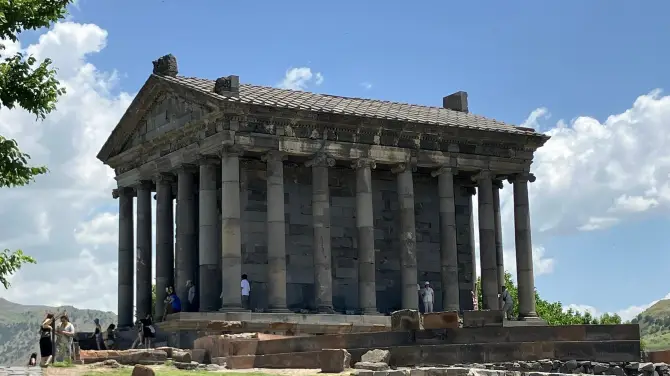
[519,314,547,324]
[317,306,335,314]
[219,305,249,313]
[266,307,291,313]
[361,308,382,315]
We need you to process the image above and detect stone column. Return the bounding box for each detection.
[352,158,378,314]
[475,171,498,310]
[392,162,418,310]
[199,158,220,312]
[510,173,539,319]
[220,147,244,311]
[155,174,174,319]
[305,152,335,313]
[492,180,505,309]
[135,181,153,319]
[263,151,289,312]
[432,166,460,312]
[176,166,198,310]
[115,188,134,327]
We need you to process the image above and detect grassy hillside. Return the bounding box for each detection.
[632,299,670,351]
[0,298,117,366]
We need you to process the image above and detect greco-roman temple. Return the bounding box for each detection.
[97,54,549,332]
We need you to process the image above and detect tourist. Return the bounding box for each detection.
[55,315,75,362]
[140,313,156,348]
[163,285,182,320]
[186,280,197,312]
[501,286,514,320]
[39,313,55,366]
[472,291,479,311]
[130,320,144,349]
[27,352,37,367]
[420,282,435,313]
[91,318,103,350]
[241,274,251,310]
[103,324,116,349]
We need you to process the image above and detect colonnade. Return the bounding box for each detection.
[114,149,539,327]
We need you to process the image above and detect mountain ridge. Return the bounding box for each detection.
[632,299,670,351]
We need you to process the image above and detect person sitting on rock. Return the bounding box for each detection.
[501,286,514,320]
[163,286,182,320]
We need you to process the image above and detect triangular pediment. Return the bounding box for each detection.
[97,75,215,163]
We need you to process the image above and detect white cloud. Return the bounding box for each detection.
[526,90,670,235]
[278,67,324,91]
[0,22,132,312]
[360,82,373,90]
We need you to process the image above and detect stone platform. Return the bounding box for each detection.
[157,312,391,348]
[193,324,641,369]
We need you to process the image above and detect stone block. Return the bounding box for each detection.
[320,348,352,373]
[462,310,503,328]
[361,349,391,363]
[190,349,207,363]
[391,309,423,330]
[131,364,155,376]
[423,311,460,329]
[171,349,191,363]
[355,361,390,371]
[174,361,199,370]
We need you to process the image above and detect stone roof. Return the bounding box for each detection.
[159,75,544,137]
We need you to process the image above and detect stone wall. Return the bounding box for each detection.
[229,161,475,313]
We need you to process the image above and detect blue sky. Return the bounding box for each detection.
[2,0,668,317]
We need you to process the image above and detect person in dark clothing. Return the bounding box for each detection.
[90,318,103,350]
[139,314,155,348]
[27,353,37,367]
[39,313,55,366]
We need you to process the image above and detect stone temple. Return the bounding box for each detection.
[97,54,549,329]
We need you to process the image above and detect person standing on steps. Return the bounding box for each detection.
[501,286,514,320]
[241,274,251,310]
[420,282,435,313]
[186,280,197,312]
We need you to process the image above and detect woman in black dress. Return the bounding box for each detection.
[140,314,155,348]
[39,313,55,366]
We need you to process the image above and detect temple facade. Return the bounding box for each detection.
[97,55,549,328]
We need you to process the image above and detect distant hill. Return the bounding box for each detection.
[631,299,670,351]
[0,298,117,366]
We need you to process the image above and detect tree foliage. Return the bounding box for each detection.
[475,272,622,325]
[0,0,72,288]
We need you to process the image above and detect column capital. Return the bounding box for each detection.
[472,170,493,182]
[152,172,175,183]
[112,188,135,199]
[217,144,245,158]
[430,166,457,178]
[174,163,198,174]
[305,151,335,168]
[195,155,220,166]
[508,172,536,184]
[391,157,417,174]
[351,157,376,170]
[262,150,287,164]
[493,179,504,189]
[131,180,153,190]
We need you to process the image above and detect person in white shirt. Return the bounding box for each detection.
[501,286,514,320]
[55,315,75,362]
[241,274,251,310]
[186,280,196,311]
[420,282,435,313]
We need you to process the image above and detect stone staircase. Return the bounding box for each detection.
[191,324,642,369]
